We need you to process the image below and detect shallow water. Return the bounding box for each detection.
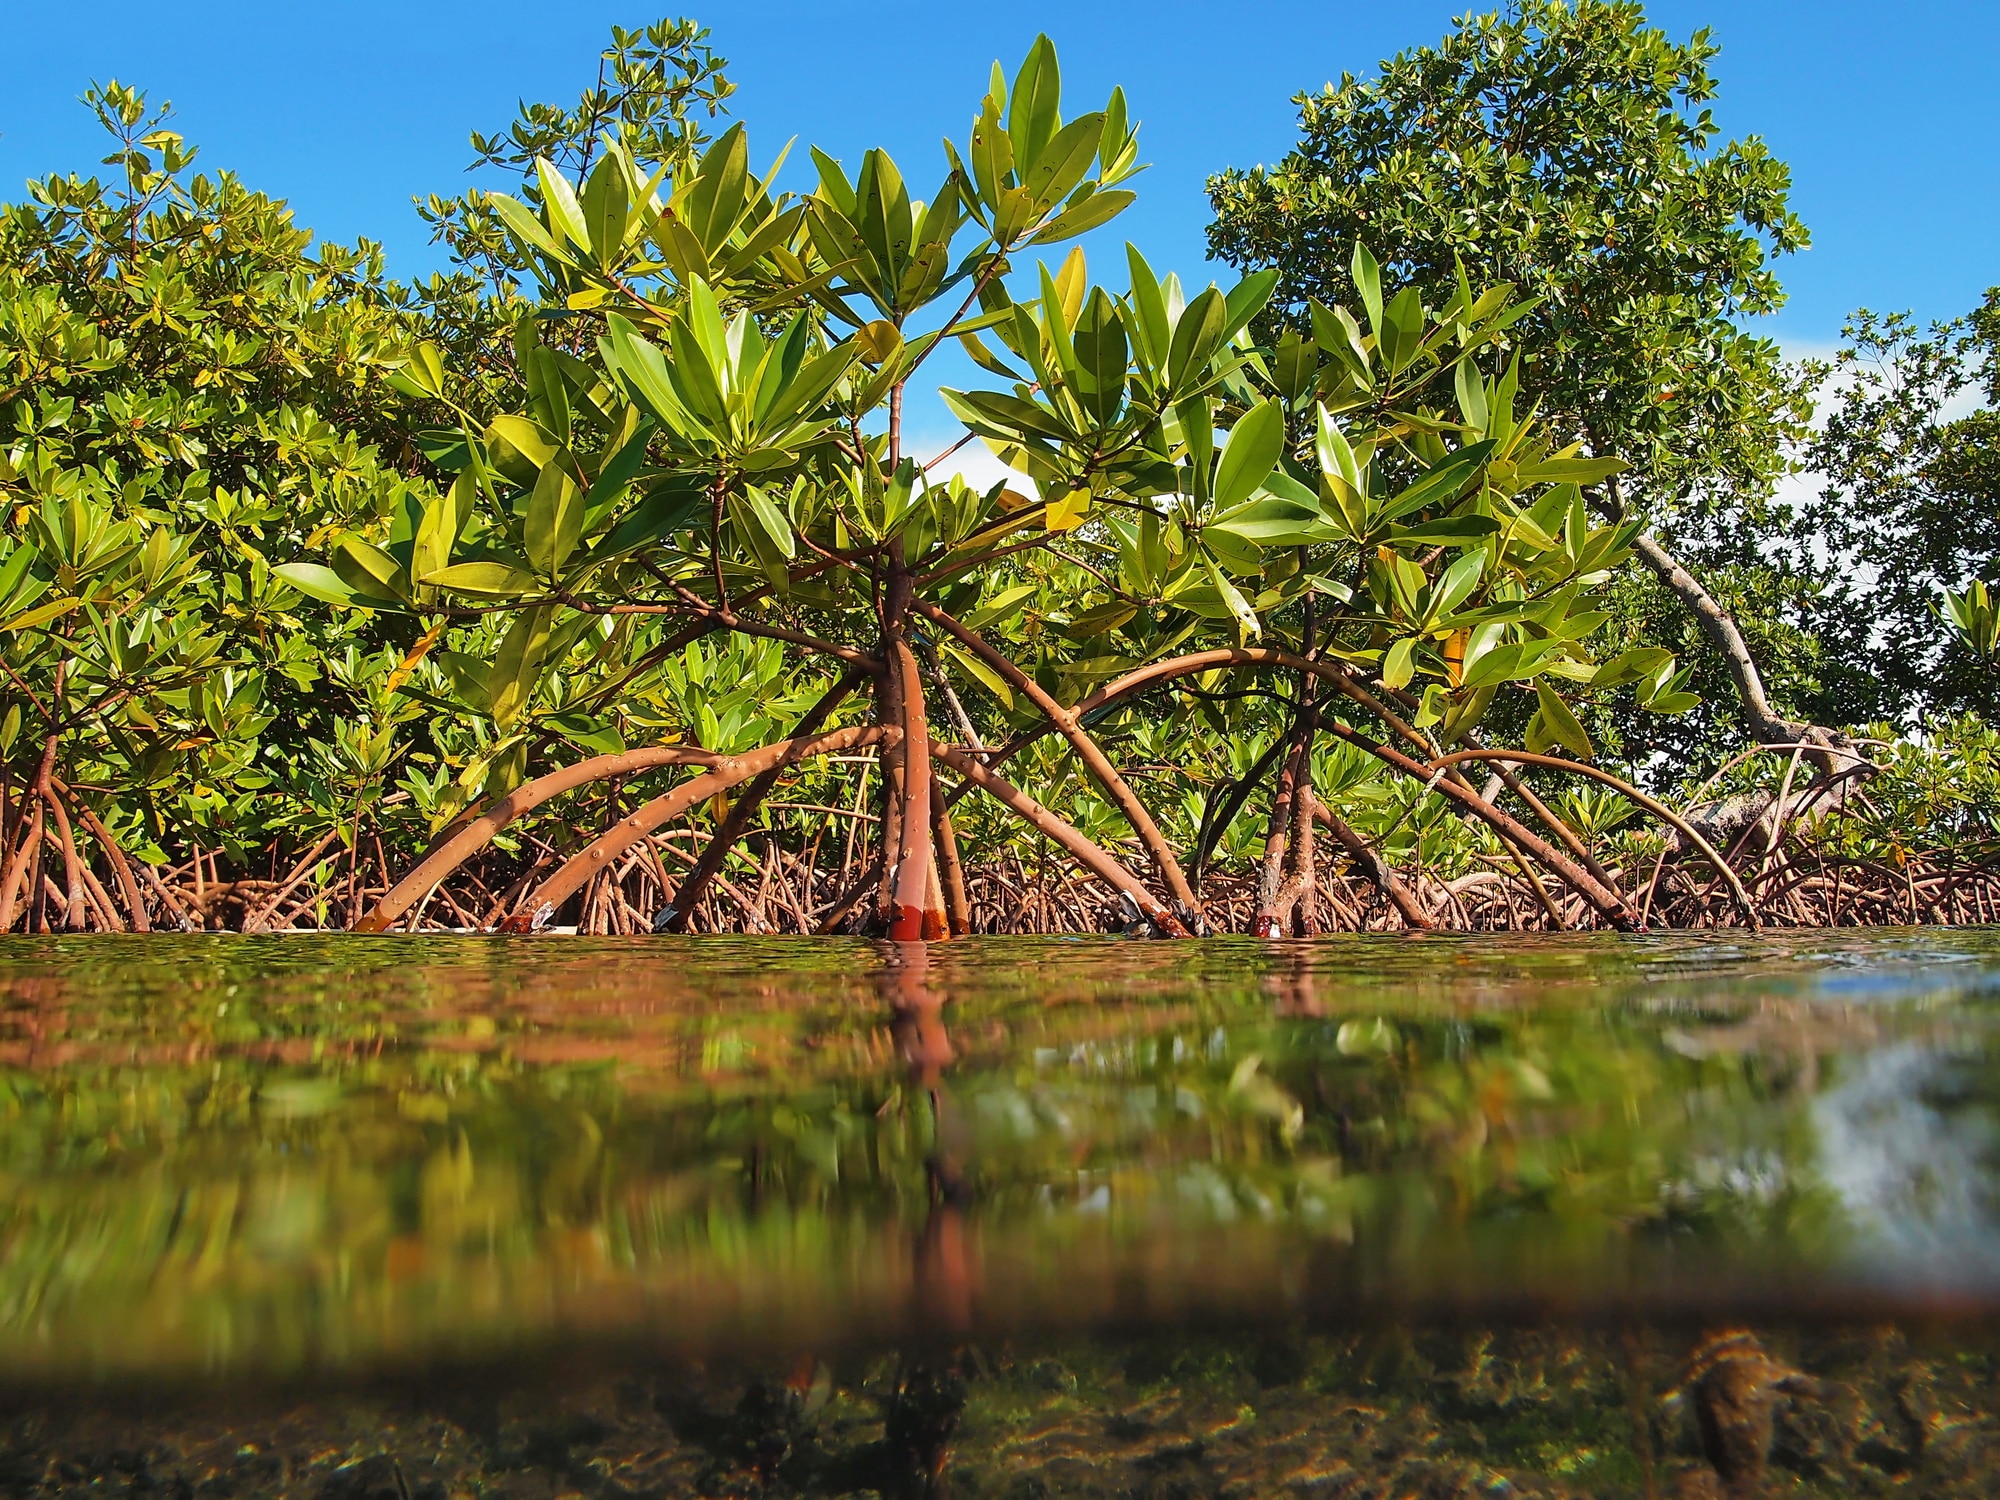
[3,930,2000,1495]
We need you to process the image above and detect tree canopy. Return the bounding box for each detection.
[0,11,1987,938]
[1205,0,1812,517]
[1785,294,2000,727]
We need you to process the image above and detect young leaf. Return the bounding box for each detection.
[1350,241,1384,335]
[1383,636,1416,690]
[1045,487,1091,532]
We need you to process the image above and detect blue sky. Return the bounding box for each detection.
[4,0,1993,429]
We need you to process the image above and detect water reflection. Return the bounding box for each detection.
[884,944,973,1339]
[0,932,1998,1383]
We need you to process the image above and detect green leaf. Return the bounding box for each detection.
[1026,187,1135,246]
[1024,113,1105,207]
[535,159,591,252]
[1379,636,1415,690]
[1350,241,1384,335]
[1204,555,1259,640]
[960,331,1025,380]
[686,123,750,251]
[0,596,82,632]
[942,388,1074,444]
[1065,599,1137,638]
[428,561,539,597]
[736,484,797,561]
[1006,35,1064,189]
[1315,404,1362,490]
[1208,495,1336,549]
[601,316,699,435]
[580,154,630,270]
[1377,441,1495,527]
[1166,288,1227,390]
[487,605,553,730]
[486,192,573,265]
[1380,286,1425,374]
[941,640,1013,708]
[1220,269,1280,344]
[596,481,706,560]
[1588,645,1674,690]
[1454,359,1489,430]
[1461,637,1565,689]
[964,583,1038,630]
[1427,549,1486,623]
[1386,515,1500,546]
[523,463,584,578]
[414,472,472,583]
[1212,399,1285,508]
[332,536,409,603]
[437,652,492,714]
[1514,455,1625,485]
[1531,680,1594,758]
[547,712,626,755]
[485,414,560,472]
[272,563,377,609]
[1072,287,1129,425]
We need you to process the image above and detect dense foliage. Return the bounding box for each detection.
[0,8,1992,936]
[0,82,453,927]
[1783,297,2000,727]
[1203,0,1824,764]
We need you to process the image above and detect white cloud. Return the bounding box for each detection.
[909,432,1039,498]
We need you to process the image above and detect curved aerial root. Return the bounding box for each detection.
[917,599,1201,923]
[929,740,1190,937]
[503,727,896,932]
[977,646,1634,926]
[1423,748,1760,929]
[355,745,732,933]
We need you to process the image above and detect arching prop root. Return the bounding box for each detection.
[0,745,156,933]
[1312,801,1434,930]
[355,745,731,933]
[1423,749,1761,930]
[929,740,1190,937]
[500,727,897,933]
[1045,648,1635,931]
[917,599,1201,927]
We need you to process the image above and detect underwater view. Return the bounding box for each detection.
[0,932,1995,1496]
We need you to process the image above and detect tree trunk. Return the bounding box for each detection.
[1598,462,1860,781]
[1629,531,1810,751]
[1628,527,1868,850]
[887,635,944,940]
[1253,726,1306,937]
[883,572,945,941]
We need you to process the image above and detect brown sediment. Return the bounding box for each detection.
[0,1323,1990,1500]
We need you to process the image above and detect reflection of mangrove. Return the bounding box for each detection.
[883,944,974,1342]
[0,934,1997,1379]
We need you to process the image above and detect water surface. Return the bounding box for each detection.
[3,930,1998,1496]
